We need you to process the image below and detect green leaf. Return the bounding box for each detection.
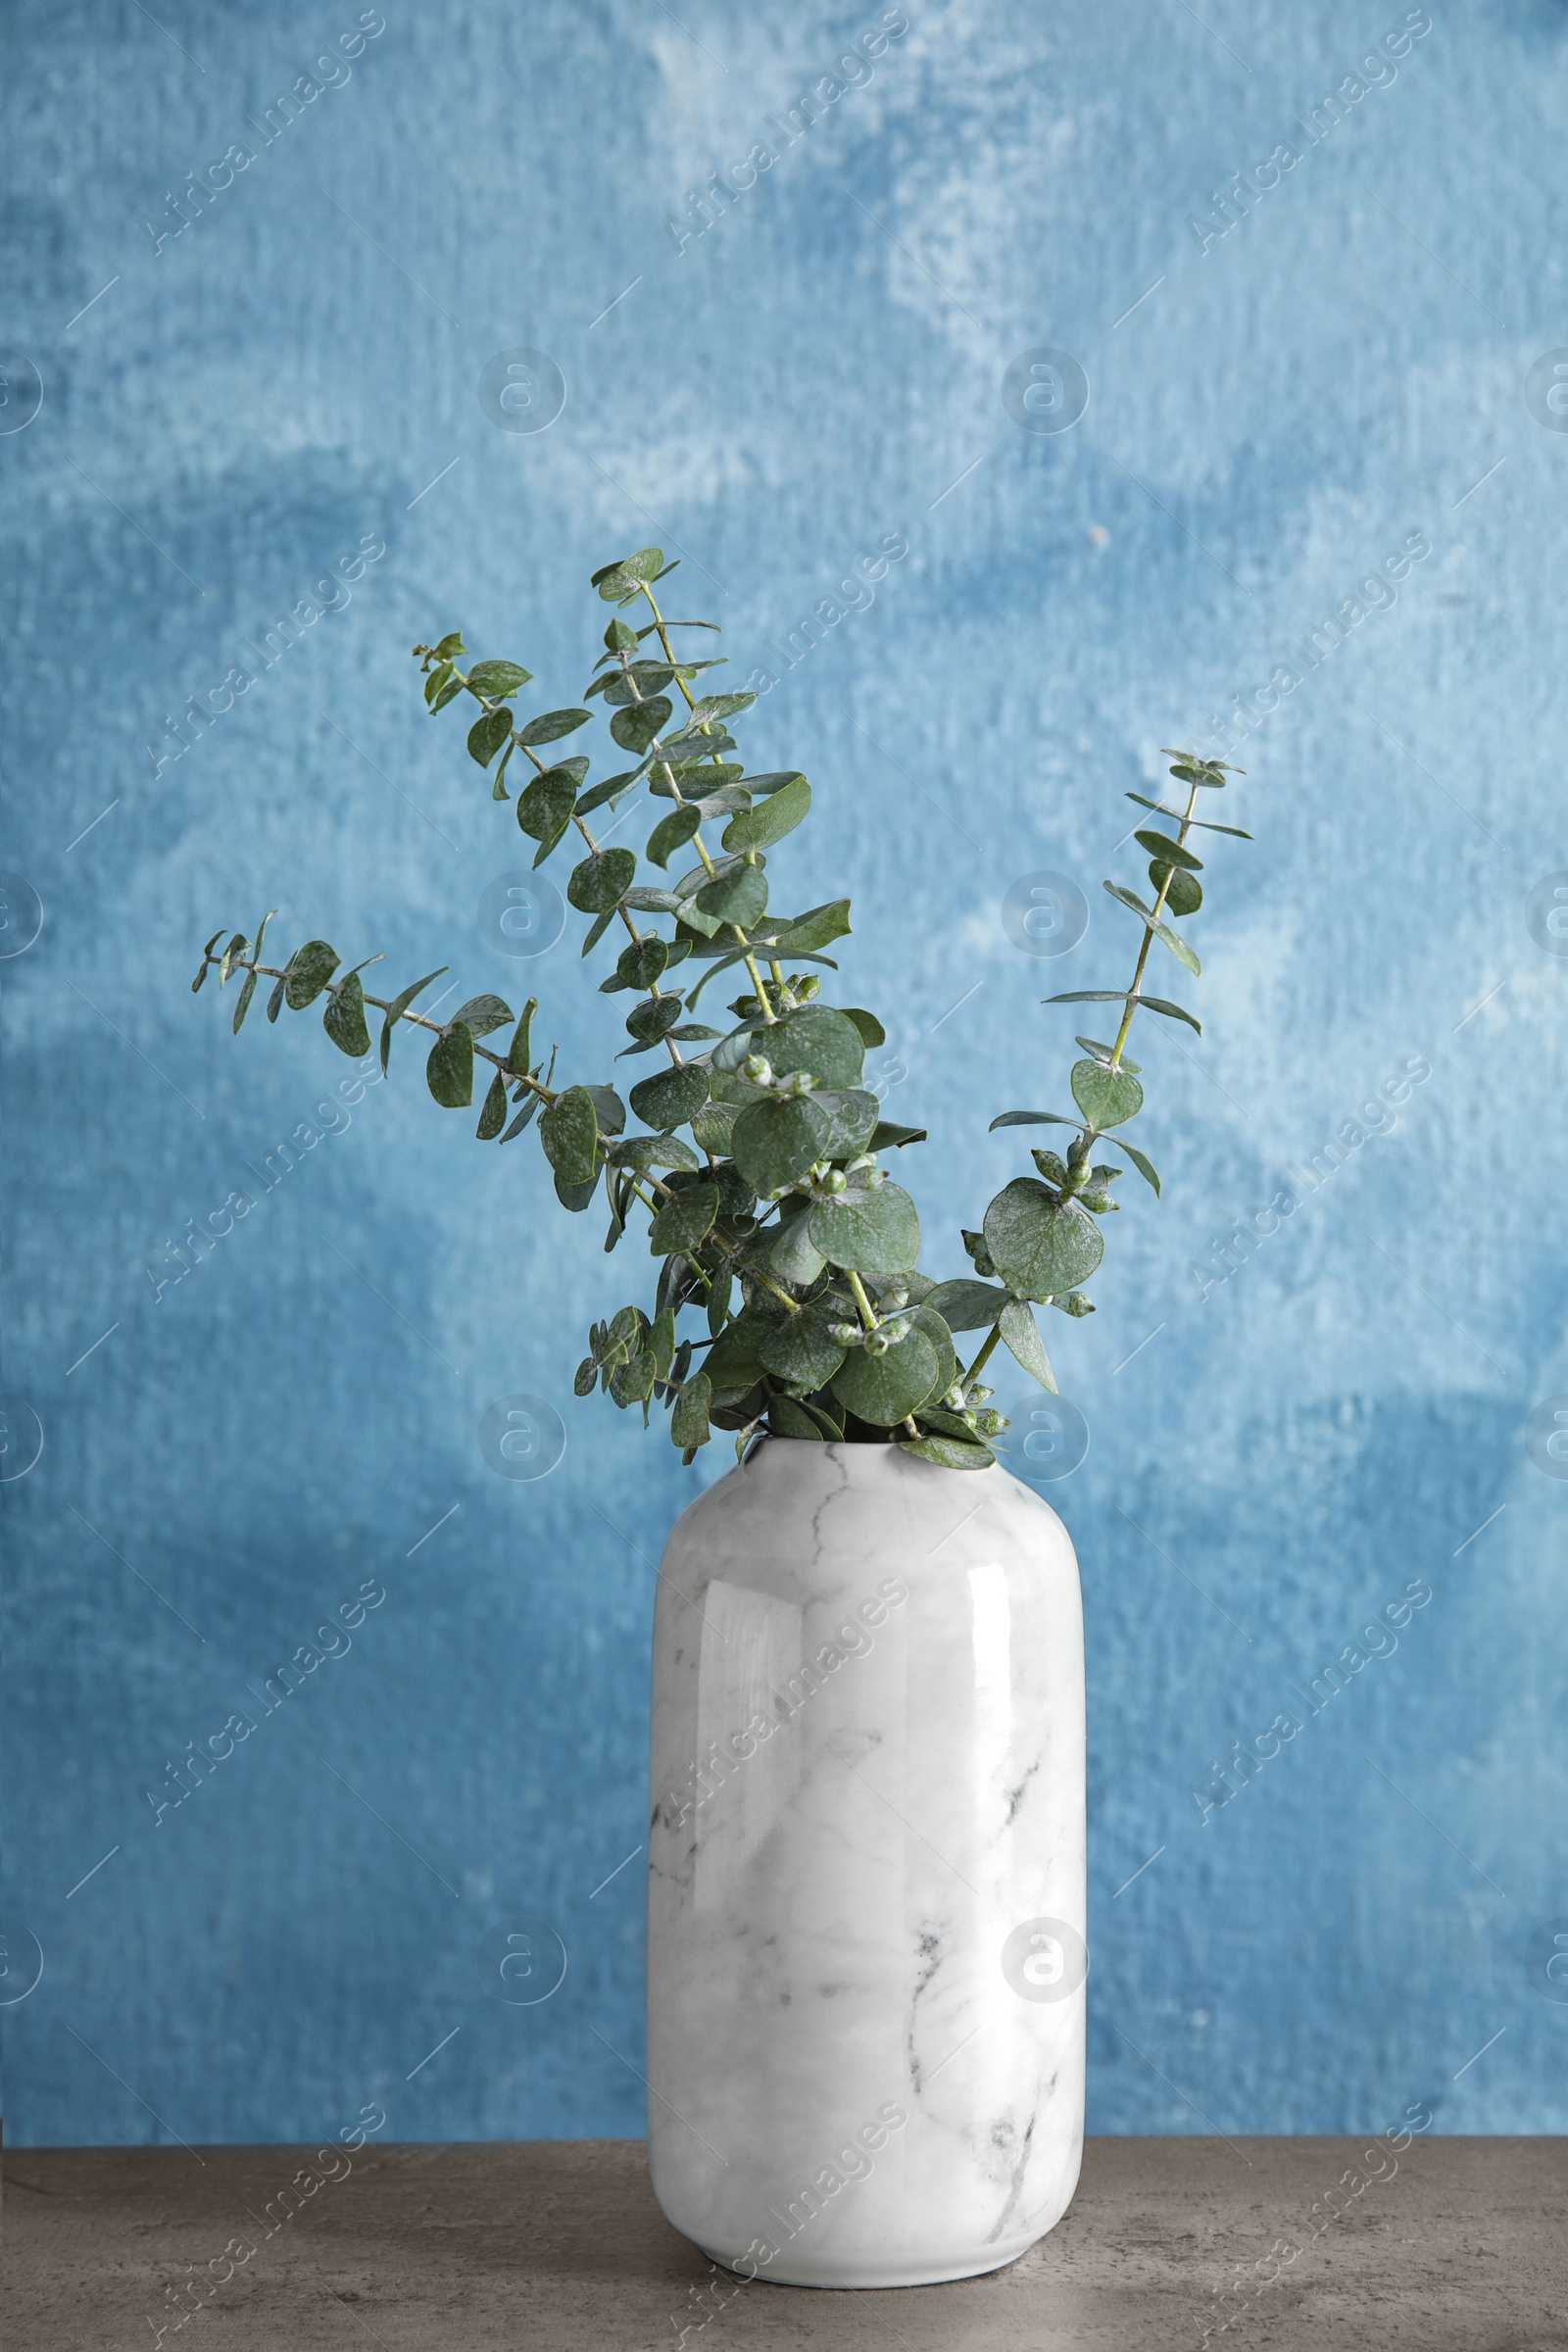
[467,659,532,696]
[450,993,514,1040]
[467,707,513,766]
[646,805,702,868]
[813,1087,879,1158]
[516,766,578,861]
[770,1004,864,1089]
[606,1132,699,1172]
[1134,996,1200,1034]
[690,1096,739,1155]
[592,546,663,602]
[568,847,636,914]
[1070,1057,1144,1130]
[267,977,286,1022]
[1043,990,1130,1005]
[610,695,673,754]
[738,769,807,797]
[983,1179,1104,1302]
[1110,1138,1161,1196]
[539,1084,600,1184]
[476,1071,509,1140]
[765,1204,826,1286]
[231,969,258,1033]
[1152,864,1202,917]
[988,1109,1080,1132]
[841,1008,886,1048]
[721,775,810,853]
[284,940,339,1009]
[924,1278,1010,1333]
[648,1180,719,1256]
[433,632,465,659]
[759,1302,848,1390]
[695,861,768,929]
[686,692,756,723]
[870,1119,926,1151]
[504,1000,536,1075]
[1134,828,1202,870]
[907,1303,957,1403]
[1000,1298,1056,1393]
[670,1372,711,1449]
[501,1096,540,1144]
[580,907,617,956]
[1103,881,1200,976]
[516,707,590,747]
[898,1432,995,1470]
[379,966,449,1074]
[555,1165,602,1213]
[808,1179,920,1274]
[831,1325,941,1426]
[730,1094,833,1193]
[426,1020,475,1108]
[768,899,852,956]
[583,1083,626,1137]
[767,1395,832,1442]
[323,971,371,1056]
[629,1062,710,1131]
[623,993,684,1048]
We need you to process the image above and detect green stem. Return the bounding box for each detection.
[961,1324,1003,1389]
[1107,779,1200,1069]
[846,1270,879,1332]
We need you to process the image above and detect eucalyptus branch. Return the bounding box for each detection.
[196,548,1247,1475]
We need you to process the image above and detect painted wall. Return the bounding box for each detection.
[3,0,1566,2151]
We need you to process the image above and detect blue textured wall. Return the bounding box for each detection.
[3,0,1566,2150]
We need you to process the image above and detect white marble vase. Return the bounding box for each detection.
[647,1437,1086,2289]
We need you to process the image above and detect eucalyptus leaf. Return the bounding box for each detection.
[468,659,531,696]
[923,1278,1010,1333]
[516,707,590,746]
[766,1205,826,1286]
[808,1180,919,1275]
[898,1432,994,1470]
[426,1020,475,1108]
[611,695,673,754]
[870,1120,927,1151]
[467,707,513,766]
[1070,1057,1144,1130]
[758,1302,847,1389]
[539,1084,599,1184]
[721,775,810,853]
[646,805,702,868]
[476,1071,509,1140]
[768,899,851,955]
[770,1004,864,1089]
[284,940,339,1009]
[1134,828,1202,870]
[831,1325,940,1426]
[670,1372,710,1448]
[322,971,371,1057]
[730,1094,832,1193]
[517,766,578,861]
[1111,1139,1161,1195]
[648,1180,719,1257]
[695,861,768,929]
[629,1062,710,1131]
[450,993,514,1040]
[999,1298,1056,1392]
[504,999,536,1075]
[982,1179,1103,1302]
[841,1008,886,1048]
[568,847,636,914]
[231,969,258,1034]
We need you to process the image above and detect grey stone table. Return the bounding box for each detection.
[6,2136,1564,2348]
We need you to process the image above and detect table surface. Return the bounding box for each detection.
[7,2135,1564,2349]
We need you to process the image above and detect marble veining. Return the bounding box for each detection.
[647,1438,1086,2289]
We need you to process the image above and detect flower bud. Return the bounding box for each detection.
[741,1054,772,1085]
[780,1068,815,1096]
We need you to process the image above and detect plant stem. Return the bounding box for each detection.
[846,1270,879,1332]
[1107,778,1201,1069]
[961,1324,1003,1389]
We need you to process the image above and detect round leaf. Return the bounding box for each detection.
[629,1063,710,1132]
[769,1004,864,1089]
[610,695,673,754]
[758,1303,848,1390]
[813,1087,879,1159]
[808,1180,920,1274]
[284,940,339,1009]
[831,1326,941,1426]
[695,861,768,929]
[982,1178,1103,1301]
[646,805,701,868]
[467,659,531,696]
[467,707,513,766]
[1069,1057,1144,1130]
[648,1180,719,1257]
[322,971,370,1057]
[730,1094,832,1194]
[568,847,636,914]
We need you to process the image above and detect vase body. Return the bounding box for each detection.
[646,1438,1086,2289]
